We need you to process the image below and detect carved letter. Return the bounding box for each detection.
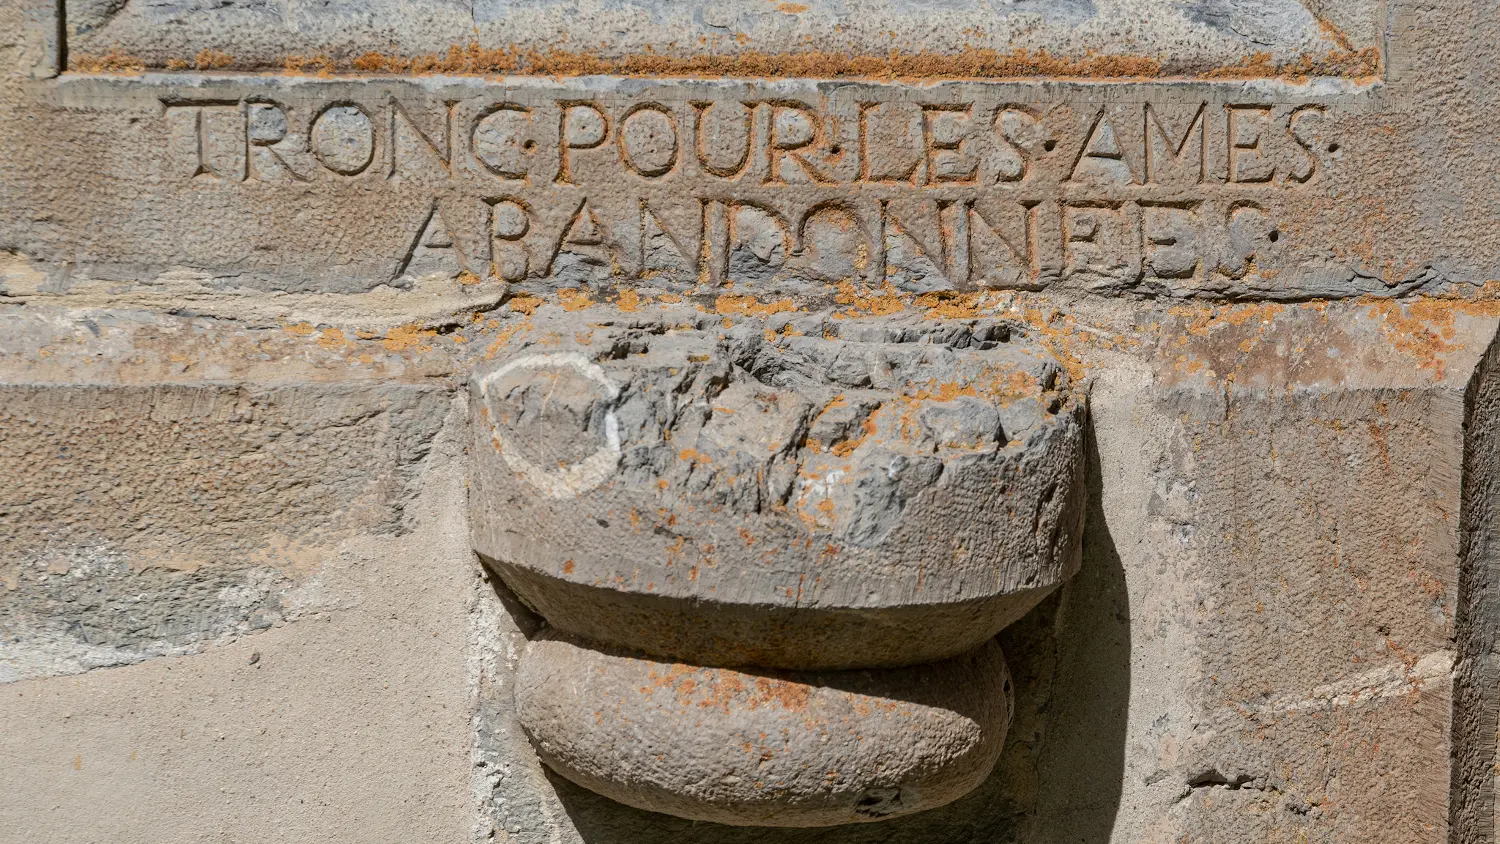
[1286,105,1329,185]
[1144,103,1206,185]
[1226,105,1276,184]
[765,102,834,185]
[246,101,308,182]
[993,107,1043,184]
[557,102,610,185]
[488,197,533,282]
[472,103,534,181]
[389,98,456,178]
[618,104,679,179]
[310,103,376,177]
[164,100,245,181]
[922,104,978,185]
[396,200,471,280]
[693,101,754,180]
[1069,110,1137,185]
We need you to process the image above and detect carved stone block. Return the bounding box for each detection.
[469,308,1086,669]
[467,305,1085,824]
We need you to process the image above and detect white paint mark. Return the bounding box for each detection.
[477,352,621,500]
[1237,650,1453,717]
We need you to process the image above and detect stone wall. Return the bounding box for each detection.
[4,0,1500,841]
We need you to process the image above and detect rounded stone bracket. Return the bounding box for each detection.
[469,305,1087,826]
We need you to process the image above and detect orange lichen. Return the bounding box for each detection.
[483,321,529,359]
[829,414,878,458]
[834,281,905,316]
[193,49,234,70]
[715,294,799,317]
[915,291,986,320]
[1167,302,1286,337]
[1358,295,1500,378]
[317,327,352,350]
[1201,47,1379,82]
[259,44,1165,80]
[381,323,437,353]
[281,54,336,75]
[124,41,1378,81]
[69,51,147,73]
[507,294,543,315]
[559,287,594,312]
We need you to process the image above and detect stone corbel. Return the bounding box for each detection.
[470,306,1087,826]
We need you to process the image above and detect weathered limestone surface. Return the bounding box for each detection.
[0,294,1492,842]
[64,0,1378,76]
[0,390,478,844]
[6,0,1500,839]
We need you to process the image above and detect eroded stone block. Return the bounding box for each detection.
[470,308,1085,669]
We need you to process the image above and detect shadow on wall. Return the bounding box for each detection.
[533,423,1131,844]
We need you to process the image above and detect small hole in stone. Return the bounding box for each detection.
[1043,139,1057,152]
[523,140,537,152]
[854,787,904,817]
[1327,142,1340,153]
[1268,230,1281,243]
[828,144,842,155]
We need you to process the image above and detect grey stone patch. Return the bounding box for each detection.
[0,546,337,683]
[0,380,452,681]
[1181,0,1320,47]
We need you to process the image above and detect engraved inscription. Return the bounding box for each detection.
[158,85,1344,297]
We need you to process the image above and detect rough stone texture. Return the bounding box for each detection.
[514,634,1012,826]
[0,298,1492,842]
[471,307,1085,669]
[63,0,1377,76]
[464,296,1497,844]
[1451,328,1500,843]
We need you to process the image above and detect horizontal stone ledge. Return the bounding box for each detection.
[59,0,1383,80]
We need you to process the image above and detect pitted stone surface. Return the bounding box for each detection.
[64,0,1378,76]
[514,633,1013,827]
[470,307,1086,669]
